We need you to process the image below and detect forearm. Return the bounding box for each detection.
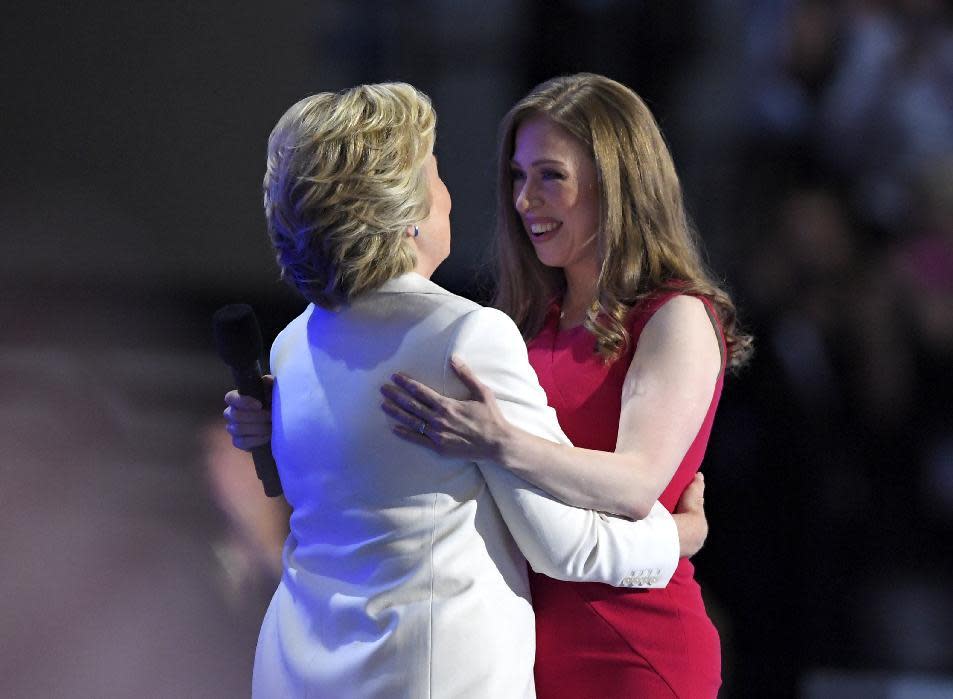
[439,308,678,585]
[495,425,668,520]
[478,461,679,586]
[490,297,720,520]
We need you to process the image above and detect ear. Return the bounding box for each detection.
[404,224,417,238]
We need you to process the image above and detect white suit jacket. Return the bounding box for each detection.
[253,272,679,698]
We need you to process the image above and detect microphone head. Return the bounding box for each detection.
[213,304,264,367]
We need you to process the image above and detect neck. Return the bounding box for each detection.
[563,259,600,306]
[413,256,437,280]
[560,259,601,323]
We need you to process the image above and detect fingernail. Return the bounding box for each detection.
[450,354,462,366]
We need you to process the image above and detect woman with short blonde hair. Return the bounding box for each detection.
[263,83,435,308]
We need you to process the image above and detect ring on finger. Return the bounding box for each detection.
[417,420,427,435]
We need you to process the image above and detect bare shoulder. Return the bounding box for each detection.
[642,295,717,346]
[619,295,722,470]
[629,295,721,392]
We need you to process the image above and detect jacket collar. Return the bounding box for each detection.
[374,272,451,296]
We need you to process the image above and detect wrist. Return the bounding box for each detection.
[488,420,519,465]
[673,513,702,558]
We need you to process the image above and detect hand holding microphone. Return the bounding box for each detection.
[213,304,282,497]
[223,381,273,450]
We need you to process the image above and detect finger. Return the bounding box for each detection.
[224,391,263,410]
[223,405,272,423]
[381,398,432,433]
[391,424,438,450]
[380,384,432,420]
[225,421,272,438]
[233,435,270,450]
[390,373,444,410]
[683,482,704,504]
[675,475,705,513]
[449,355,488,399]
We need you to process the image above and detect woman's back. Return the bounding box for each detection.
[256,273,537,698]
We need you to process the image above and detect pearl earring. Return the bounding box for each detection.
[413,225,420,237]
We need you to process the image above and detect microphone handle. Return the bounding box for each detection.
[231,361,283,497]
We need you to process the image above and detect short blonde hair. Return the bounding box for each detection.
[494,73,752,368]
[263,83,436,307]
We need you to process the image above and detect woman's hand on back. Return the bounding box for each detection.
[380,356,513,459]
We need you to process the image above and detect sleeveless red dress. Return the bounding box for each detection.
[527,290,724,698]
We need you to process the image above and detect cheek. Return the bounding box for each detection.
[573,188,599,227]
[559,187,585,220]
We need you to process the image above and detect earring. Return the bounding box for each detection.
[413,225,420,237]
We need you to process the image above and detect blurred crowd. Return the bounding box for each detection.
[694,0,953,690]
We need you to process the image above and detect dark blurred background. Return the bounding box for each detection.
[3,1,952,697]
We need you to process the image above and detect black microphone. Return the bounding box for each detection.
[212,304,282,497]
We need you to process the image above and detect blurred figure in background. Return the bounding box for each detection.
[715,0,953,683]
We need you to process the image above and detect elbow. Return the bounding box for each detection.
[522,550,569,581]
[614,474,655,520]
[622,497,654,521]
[525,552,593,583]
[520,541,593,583]
[605,458,656,520]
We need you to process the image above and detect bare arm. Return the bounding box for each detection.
[433,307,681,586]
[383,296,721,519]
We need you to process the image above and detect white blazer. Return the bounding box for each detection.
[253,272,679,698]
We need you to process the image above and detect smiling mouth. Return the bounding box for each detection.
[529,222,561,237]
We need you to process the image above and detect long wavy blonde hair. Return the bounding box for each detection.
[263,83,436,308]
[494,73,752,368]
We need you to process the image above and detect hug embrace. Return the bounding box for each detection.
[224,73,751,698]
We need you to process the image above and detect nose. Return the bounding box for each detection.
[515,181,537,213]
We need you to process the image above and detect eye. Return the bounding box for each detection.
[541,169,566,181]
[510,167,526,181]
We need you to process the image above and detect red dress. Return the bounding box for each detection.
[527,291,724,698]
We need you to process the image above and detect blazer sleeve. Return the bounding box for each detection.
[445,306,679,589]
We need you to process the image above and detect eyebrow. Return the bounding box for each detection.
[510,158,565,167]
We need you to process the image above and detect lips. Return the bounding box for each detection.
[525,219,562,243]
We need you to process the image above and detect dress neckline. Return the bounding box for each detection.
[548,300,590,339]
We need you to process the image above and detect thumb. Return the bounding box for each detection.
[450,355,487,399]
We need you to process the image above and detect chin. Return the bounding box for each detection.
[532,251,566,269]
